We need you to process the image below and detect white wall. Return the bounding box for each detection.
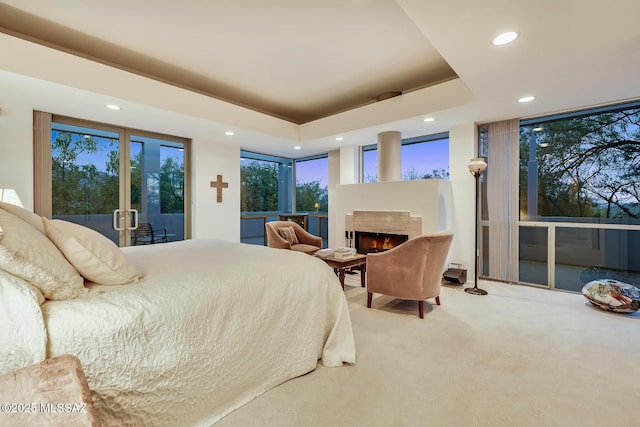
[332,179,453,247]
[0,103,35,209]
[448,123,478,282]
[327,149,340,248]
[191,140,240,241]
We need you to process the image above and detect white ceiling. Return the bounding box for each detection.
[1,0,639,158]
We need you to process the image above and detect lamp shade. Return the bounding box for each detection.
[468,158,487,174]
[0,189,23,207]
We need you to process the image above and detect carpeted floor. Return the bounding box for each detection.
[216,278,640,427]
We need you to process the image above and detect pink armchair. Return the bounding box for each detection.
[265,221,322,255]
[366,232,454,318]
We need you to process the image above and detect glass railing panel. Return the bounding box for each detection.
[555,227,640,292]
[240,214,269,245]
[519,225,548,285]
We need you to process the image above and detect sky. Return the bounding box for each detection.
[296,138,450,187]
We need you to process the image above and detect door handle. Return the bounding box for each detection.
[113,209,125,231]
[127,209,139,230]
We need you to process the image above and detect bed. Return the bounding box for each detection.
[0,203,356,426]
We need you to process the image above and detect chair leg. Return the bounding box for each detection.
[418,300,424,318]
[367,292,372,308]
[436,295,441,305]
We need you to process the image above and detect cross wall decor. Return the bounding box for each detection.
[210,174,228,203]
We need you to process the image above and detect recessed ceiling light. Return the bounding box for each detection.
[518,96,536,103]
[225,131,234,136]
[336,136,344,141]
[539,142,549,148]
[105,104,121,110]
[423,117,435,122]
[533,127,543,132]
[294,146,301,150]
[493,31,518,46]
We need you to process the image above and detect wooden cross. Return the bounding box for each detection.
[210,174,228,203]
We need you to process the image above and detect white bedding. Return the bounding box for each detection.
[41,239,356,426]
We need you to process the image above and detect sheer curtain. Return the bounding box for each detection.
[33,110,52,218]
[484,119,519,282]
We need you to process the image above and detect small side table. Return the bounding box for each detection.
[318,254,367,290]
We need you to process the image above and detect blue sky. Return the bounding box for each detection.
[296,138,450,187]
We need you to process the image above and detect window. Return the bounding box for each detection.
[401,134,449,180]
[295,155,329,247]
[361,133,449,182]
[240,151,292,214]
[240,150,293,245]
[295,155,328,213]
[480,101,640,292]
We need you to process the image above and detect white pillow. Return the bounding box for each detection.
[0,209,85,300]
[0,201,45,234]
[43,218,142,286]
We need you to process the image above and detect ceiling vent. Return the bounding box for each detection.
[376,91,402,102]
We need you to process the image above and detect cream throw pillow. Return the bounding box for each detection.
[277,226,299,245]
[0,201,45,234]
[43,218,142,285]
[0,209,85,300]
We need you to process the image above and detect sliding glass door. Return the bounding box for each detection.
[46,116,189,246]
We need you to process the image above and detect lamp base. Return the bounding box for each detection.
[465,287,488,296]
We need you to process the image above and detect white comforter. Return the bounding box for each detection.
[41,239,356,426]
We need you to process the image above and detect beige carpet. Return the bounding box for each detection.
[216,278,639,427]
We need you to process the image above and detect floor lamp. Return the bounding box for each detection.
[465,158,488,295]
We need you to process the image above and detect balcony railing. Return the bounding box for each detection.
[483,220,640,292]
[241,212,329,248]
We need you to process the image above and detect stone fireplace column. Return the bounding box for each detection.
[377,131,401,182]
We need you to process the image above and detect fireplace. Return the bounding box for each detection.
[356,231,408,254]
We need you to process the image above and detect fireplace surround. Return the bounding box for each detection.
[345,210,421,253]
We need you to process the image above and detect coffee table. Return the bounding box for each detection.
[318,254,366,290]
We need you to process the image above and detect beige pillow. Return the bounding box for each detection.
[0,202,45,234]
[43,218,142,286]
[278,226,299,245]
[0,209,85,300]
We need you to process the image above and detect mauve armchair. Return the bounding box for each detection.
[366,232,454,318]
[265,221,323,255]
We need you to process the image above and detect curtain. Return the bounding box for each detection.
[33,110,52,218]
[485,119,519,282]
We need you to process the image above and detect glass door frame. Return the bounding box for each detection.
[33,111,192,246]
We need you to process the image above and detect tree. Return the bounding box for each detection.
[520,107,640,220]
[296,180,328,212]
[402,166,449,180]
[52,132,119,215]
[241,160,279,212]
[160,156,184,213]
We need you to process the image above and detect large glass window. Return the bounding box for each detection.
[361,133,449,182]
[481,101,640,292]
[240,150,293,245]
[295,155,329,247]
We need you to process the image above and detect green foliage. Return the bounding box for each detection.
[52,132,119,215]
[296,180,328,212]
[520,107,640,220]
[160,157,184,213]
[52,132,184,215]
[241,160,279,212]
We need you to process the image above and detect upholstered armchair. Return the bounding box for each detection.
[265,221,322,255]
[366,232,454,318]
